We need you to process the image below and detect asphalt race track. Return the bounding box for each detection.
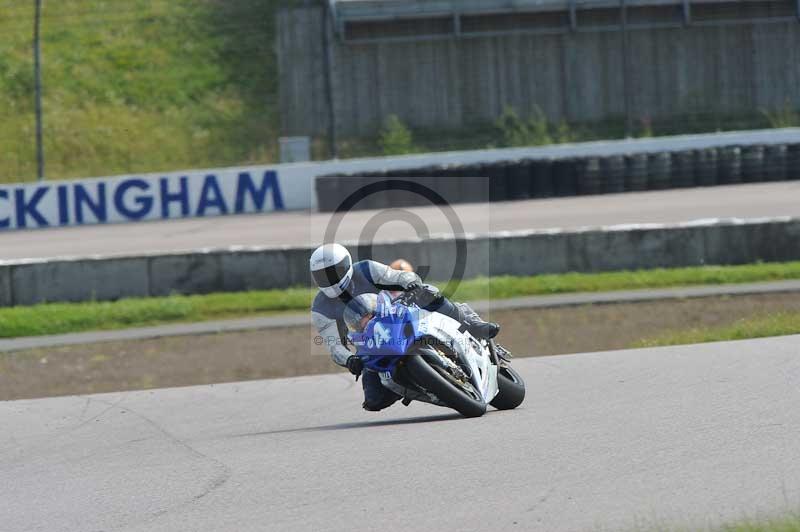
[1,181,799,260]
[2,335,800,531]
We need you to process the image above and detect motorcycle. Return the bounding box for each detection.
[348,291,526,418]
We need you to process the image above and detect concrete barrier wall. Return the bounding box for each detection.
[2,217,799,307]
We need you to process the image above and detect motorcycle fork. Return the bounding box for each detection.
[487,339,500,366]
[487,339,512,368]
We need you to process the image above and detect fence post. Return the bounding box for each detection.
[569,0,577,31]
[620,0,633,138]
[34,0,45,180]
[323,0,338,159]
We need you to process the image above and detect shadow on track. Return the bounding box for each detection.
[231,413,464,438]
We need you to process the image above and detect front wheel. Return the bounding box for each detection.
[404,350,487,418]
[490,365,526,410]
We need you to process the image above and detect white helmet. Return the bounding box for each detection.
[309,243,353,298]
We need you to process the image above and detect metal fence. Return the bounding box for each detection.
[278,0,800,156]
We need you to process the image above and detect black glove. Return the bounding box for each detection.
[404,282,440,308]
[404,281,424,302]
[405,281,422,294]
[346,355,363,378]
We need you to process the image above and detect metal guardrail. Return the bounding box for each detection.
[332,0,782,21]
[331,0,798,42]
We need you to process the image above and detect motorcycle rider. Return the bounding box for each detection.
[389,258,414,273]
[310,243,499,411]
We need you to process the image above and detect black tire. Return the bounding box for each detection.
[404,351,487,418]
[491,365,526,410]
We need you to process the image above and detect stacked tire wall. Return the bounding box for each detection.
[316,143,800,212]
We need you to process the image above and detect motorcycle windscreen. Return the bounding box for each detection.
[350,313,415,358]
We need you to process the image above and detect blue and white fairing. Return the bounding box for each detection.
[348,292,419,373]
[348,291,499,405]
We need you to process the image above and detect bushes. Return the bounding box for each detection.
[763,100,800,129]
[379,114,416,155]
[495,106,581,148]
[495,106,552,147]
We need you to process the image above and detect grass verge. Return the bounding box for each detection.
[719,514,800,532]
[632,311,800,348]
[2,261,800,339]
[0,0,278,182]
[690,513,800,532]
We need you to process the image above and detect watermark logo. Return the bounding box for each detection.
[321,178,487,294]
[309,176,491,356]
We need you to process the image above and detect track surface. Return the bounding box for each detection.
[2,336,800,531]
[1,181,799,260]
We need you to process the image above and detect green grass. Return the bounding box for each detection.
[632,311,800,348]
[669,513,800,532]
[719,514,800,532]
[2,261,800,339]
[633,513,800,532]
[0,287,313,338]
[449,261,800,301]
[0,0,279,183]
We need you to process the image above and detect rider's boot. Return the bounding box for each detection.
[361,370,400,411]
[457,303,500,340]
[419,288,500,340]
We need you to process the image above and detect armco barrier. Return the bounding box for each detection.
[1,217,799,306]
[316,139,800,212]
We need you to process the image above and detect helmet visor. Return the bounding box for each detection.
[311,255,352,288]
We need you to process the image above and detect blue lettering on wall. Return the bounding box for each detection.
[113,179,153,220]
[15,187,49,228]
[57,185,70,225]
[160,177,189,219]
[74,183,108,224]
[0,190,9,228]
[234,171,284,213]
[1,167,290,231]
[196,175,229,216]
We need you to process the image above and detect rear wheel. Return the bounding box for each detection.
[490,365,526,410]
[404,349,487,418]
